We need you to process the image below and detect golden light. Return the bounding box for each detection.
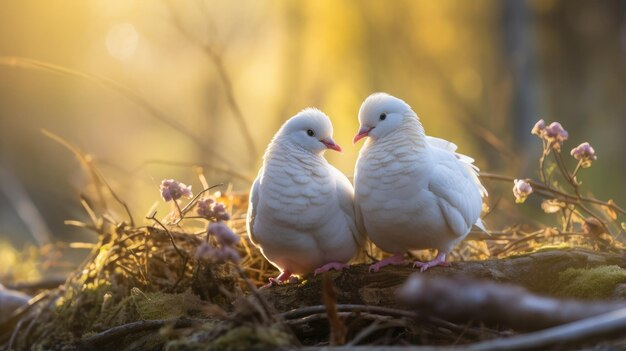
[105,22,139,61]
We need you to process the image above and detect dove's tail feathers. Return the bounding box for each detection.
[426,136,488,198]
[474,218,488,233]
[466,164,488,198]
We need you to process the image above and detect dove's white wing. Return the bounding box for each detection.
[246,176,261,245]
[426,136,487,197]
[428,147,484,238]
[426,136,458,152]
[330,167,365,248]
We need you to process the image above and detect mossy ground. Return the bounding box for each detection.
[5,219,626,350]
[553,265,626,299]
[4,225,259,351]
[165,324,293,351]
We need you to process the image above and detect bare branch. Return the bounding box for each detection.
[79,318,196,348]
[480,172,626,215]
[400,274,626,331]
[164,3,258,161]
[464,308,626,351]
[0,56,232,167]
[42,129,135,226]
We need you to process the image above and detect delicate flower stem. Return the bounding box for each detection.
[551,152,612,233]
[179,183,224,215]
[565,207,575,232]
[571,159,583,179]
[553,151,577,189]
[173,200,184,222]
[480,173,626,215]
[145,211,189,291]
[539,141,550,184]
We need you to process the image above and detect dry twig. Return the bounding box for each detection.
[400,274,626,331]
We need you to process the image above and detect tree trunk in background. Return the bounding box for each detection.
[501,0,539,157]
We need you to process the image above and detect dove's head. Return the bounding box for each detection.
[277,108,341,154]
[354,93,415,143]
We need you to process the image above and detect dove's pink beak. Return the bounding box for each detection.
[353,126,374,144]
[321,138,342,152]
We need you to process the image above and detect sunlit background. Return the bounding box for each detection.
[1,0,625,260]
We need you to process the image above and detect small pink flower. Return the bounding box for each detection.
[531,119,546,136]
[195,241,240,264]
[160,179,193,202]
[570,142,597,167]
[194,242,214,261]
[196,198,230,221]
[530,120,568,151]
[212,203,230,221]
[544,122,568,145]
[208,222,240,246]
[220,246,241,264]
[513,179,533,204]
[196,198,215,218]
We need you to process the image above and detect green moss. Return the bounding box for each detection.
[93,292,140,329]
[208,325,293,351]
[553,265,626,299]
[164,324,293,351]
[133,289,209,320]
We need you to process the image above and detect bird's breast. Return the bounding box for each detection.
[356,143,428,196]
[260,160,336,229]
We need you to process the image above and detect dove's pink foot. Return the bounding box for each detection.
[369,253,406,272]
[263,270,292,288]
[314,262,349,276]
[413,252,450,272]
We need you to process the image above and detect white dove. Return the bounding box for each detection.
[247,108,362,285]
[353,93,487,272]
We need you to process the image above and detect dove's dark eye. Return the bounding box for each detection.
[307,129,315,137]
[379,113,387,121]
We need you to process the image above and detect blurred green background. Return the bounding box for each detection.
[0,0,625,249]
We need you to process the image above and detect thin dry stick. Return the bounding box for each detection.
[552,150,612,232]
[465,307,626,351]
[146,212,188,291]
[322,276,347,346]
[179,183,224,217]
[0,56,232,167]
[234,267,275,323]
[538,140,550,184]
[7,318,25,350]
[480,172,626,215]
[41,129,107,210]
[42,129,135,226]
[280,304,476,336]
[5,277,66,292]
[80,318,196,347]
[146,212,186,260]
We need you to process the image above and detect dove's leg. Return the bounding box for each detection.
[264,270,292,288]
[314,262,350,275]
[368,253,406,272]
[412,252,450,272]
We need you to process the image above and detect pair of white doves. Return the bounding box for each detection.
[246,93,487,286]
